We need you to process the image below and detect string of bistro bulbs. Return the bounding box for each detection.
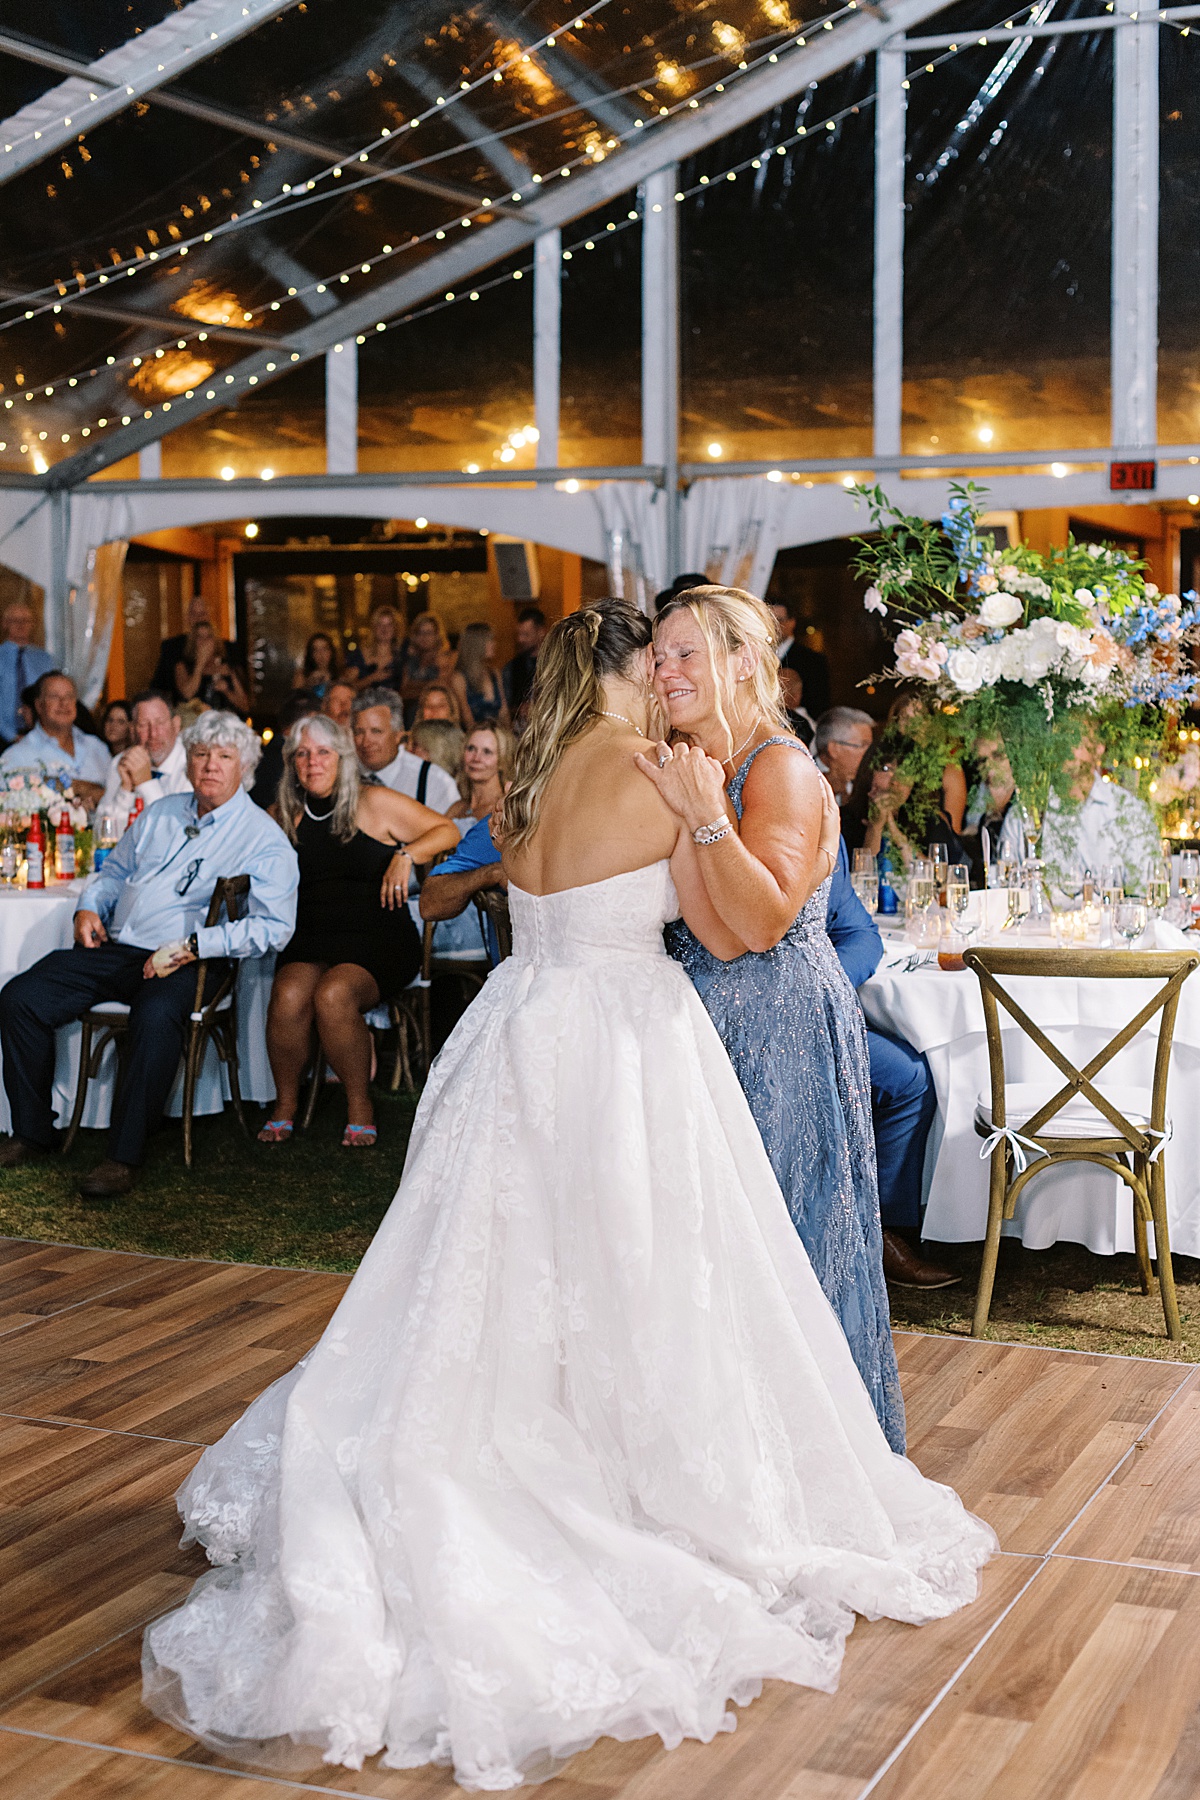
[6,0,1153,464]
[0,0,877,334]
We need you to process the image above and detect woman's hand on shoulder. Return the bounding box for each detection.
[635,740,728,831]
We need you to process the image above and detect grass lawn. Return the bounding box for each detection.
[2,1087,1197,1363]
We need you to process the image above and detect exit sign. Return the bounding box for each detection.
[1110,460,1157,491]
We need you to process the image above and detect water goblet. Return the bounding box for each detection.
[1114,898,1148,947]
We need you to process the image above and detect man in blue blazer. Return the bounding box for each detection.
[825,841,958,1289]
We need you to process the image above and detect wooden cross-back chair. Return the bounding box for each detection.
[474,886,512,963]
[62,874,252,1167]
[963,946,1200,1342]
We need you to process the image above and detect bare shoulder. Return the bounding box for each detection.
[740,737,821,808]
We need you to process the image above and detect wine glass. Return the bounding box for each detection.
[907,856,935,916]
[1144,856,1171,918]
[1180,849,1200,923]
[1100,862,1125,912]
[945,862,978,945]
[928,841,950,903]
[1114,898,1148,946]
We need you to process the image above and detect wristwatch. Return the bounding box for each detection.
[187,932,199,959]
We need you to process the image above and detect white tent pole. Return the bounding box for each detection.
[325,341,358,476]
[1111,0,1159,452]
[874,46,907,462]
[534,229,562,470]
[642,166,680,581]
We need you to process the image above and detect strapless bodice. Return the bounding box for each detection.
[507,859,679,967]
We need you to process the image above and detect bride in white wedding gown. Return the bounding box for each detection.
[143,600,994,1791]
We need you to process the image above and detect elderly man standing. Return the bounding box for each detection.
[95,689,190,828]
[352,685,458,812]
[0,712,298,1198]
[0,600,54,749]
[0,670,110,805]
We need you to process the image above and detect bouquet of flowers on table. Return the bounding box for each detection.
[0,767,90,831]
[851,481,1200,834]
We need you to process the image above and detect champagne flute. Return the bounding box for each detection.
[908,856,935,915]
[1180,849,1200,923]
[946,862,978,945]
[928,840,950,904]
[1114,898,1148,946]
[850,848,879,916]
[1144,855,1171,917]
[1100,861,1124,913]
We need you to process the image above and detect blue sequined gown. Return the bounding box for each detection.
[666,738,905,1453]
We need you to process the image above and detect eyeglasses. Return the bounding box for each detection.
[174,858,204,897]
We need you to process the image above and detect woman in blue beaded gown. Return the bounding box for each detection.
[639,587,905,1453]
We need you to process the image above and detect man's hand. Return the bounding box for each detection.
[419,862,506,921]
[118,745,153,790]
[74,910,108,949]
[142,938,196,980]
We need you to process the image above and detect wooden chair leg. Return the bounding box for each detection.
[222,1020,249,1137]
[1149,1157,1183,1341]
[61,1017,94,1155]
[972,1149,1008,1338]
[181,1026,202,1168]
[388,1005,404,1093]
[299,1044,323,1131]
[1132,1158,1153,1296]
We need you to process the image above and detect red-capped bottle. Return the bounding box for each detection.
[129,794,145,826]
[25,816,44,889]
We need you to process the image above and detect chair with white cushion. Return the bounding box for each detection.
[61,874,251,1167]
[964,945,1200,1342]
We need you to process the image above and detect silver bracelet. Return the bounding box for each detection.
[693,816,733,846]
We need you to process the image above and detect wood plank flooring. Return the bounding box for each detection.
[2,1236,1199,1799]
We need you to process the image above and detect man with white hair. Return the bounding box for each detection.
[96,688,190,827]
[0,711,298,1198]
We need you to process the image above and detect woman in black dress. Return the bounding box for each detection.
[261,715,459,1147]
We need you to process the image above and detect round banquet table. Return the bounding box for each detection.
[859,924,1200,1260]
[0,883,275,1136]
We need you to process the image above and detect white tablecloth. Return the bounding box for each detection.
[859,928,1200,1259]
[0,884,274,1134]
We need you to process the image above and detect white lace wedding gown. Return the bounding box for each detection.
[143,861,994,1790]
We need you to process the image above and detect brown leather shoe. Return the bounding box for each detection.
[882,1230,961,1289]
[79,1159,135,1199]
[0,1136,48,1169]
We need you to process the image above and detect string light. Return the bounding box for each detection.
[2,4,1040,466]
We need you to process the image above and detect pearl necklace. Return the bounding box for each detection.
[599,711,645,734]
[303,797,336,821]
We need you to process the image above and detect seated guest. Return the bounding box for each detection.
[0,712,298,1198]
[779,667,815,747]
[1042,727,1161,888]
[502,606,547,716]
[322,678,357,731]
[413,682,466,728]
[250,691,321,812]
[454,622,511,729]
[352,685,459,814]
[824,838,956,1289]
[769,597,831,718]
[814,707,876,816]
[0,599,55,748]
[293,632,340,701]
[0,670,110,804]
[96,690,190,828]
[174,619,250,718]
[420,813,505,965]
[100,699,135,757]
[152,594,246,703]
[449,723,515,830]
[261,716,458,1148]
[409,719,465,793]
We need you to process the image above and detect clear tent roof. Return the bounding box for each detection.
[0,0,1194,481]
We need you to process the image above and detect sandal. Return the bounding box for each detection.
[342,1124,377,1148]
[257,1118,294,1144]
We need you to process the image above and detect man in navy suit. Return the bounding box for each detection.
[825,841,958,1289]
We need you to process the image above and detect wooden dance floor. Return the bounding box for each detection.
[3,1236,1200,1800]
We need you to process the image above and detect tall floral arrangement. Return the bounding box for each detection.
[851,482,1200,828]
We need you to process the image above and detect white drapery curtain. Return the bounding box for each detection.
[64,490,135,707]
[592,477,795,608]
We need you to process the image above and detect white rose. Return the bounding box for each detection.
[946,647,984,692]
[863,585,887,616]
[1145,582,1159,598]
[1073,587,1095,605]
[978,591,1024,629]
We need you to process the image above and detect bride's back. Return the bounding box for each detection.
[499,600,678,898]
[504,725,676,897]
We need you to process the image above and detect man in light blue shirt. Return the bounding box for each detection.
[0,669,110,800]
[420,815,504,965]
[0,711,298,1197]
[0,600,54,747]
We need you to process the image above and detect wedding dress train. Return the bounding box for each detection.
[143,861,994,1790]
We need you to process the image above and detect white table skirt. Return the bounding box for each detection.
[0,884,274,1134]
[859,931,1200,1259]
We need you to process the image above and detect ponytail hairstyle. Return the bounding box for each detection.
[653,584,790,758]
[497,599,652,851]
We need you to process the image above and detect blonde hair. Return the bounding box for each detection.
[407,609,448,654]
[456,621,496,693]
[277,714,360,844]
[459,721,516,800]
[653,584,790,757]
[410,718,465,781]
[497,599,652,851]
